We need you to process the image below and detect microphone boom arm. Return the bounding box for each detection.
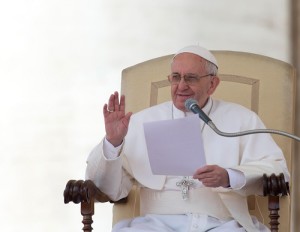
[184,98,300,142]
[207,121,300,142]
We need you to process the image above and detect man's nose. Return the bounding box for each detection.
[177,77,189,89]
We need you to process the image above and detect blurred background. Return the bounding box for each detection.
[0,0,299,231]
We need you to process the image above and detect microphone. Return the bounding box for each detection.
[184,98,300,142]
[184,99,212,124]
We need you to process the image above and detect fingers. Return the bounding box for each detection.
[113,91,119,111]
[103,92,130,119]
[193,165,219,178]
[107,92,118,112]
[193,165,229,188]
[195,165,211,173]
[119,95,126,112]
[103,103,109,115]
[105,91,126,112]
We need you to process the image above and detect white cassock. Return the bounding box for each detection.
[86,97,289,232]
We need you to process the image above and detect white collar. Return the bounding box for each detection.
[172,97,213,119]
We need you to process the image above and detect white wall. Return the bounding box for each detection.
[0,0,290,231]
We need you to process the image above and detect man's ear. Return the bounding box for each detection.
[207,76,220,95]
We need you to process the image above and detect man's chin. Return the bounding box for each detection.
[173,102,188,112]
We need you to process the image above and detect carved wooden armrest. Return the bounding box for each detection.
[262,173,290,232]
[64,180,127,232]
[64,179,111,204]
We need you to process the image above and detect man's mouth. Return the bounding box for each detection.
[177,93,193,98]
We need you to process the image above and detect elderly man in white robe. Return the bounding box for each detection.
[85,45,289,232]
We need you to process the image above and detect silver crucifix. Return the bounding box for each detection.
[176,176,195,200]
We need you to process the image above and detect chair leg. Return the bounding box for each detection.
[268,195,280,232]
[81,200,94,232]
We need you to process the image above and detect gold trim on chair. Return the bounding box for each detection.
[150,80,170,107]
[219,74,260,113]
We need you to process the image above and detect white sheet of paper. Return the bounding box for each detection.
[143,115,206,176]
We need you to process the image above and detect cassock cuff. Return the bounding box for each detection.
[227,168,246,189]
[103,138,124,160]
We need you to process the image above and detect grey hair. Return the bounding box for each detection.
[204,60,218,76]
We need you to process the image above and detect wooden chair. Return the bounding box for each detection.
[64,51,296,232]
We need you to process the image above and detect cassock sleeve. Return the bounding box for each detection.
[85,139,134,201]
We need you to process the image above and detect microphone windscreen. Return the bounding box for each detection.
[185,98,198,111]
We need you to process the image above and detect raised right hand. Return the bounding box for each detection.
[103,91,132,147]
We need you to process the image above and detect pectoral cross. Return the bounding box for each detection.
[176,176,195,200]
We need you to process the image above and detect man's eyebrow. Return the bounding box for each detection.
[171,72,198,75]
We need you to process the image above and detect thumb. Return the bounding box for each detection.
[122,112,133,128]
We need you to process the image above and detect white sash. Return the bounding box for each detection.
[140,188,232,220]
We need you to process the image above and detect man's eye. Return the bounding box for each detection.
[172,75,181,80]
[186,76,198,81]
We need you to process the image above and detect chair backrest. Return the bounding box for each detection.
[114,51,296,231]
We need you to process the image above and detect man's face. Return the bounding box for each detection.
[170,53,219,111]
